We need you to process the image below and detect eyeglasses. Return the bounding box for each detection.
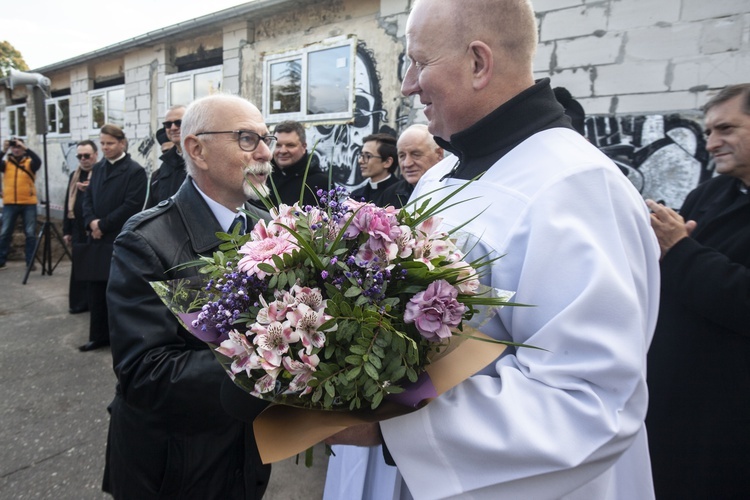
[357,152,383,162]
[195,130,277,152]
[163,120,182,129]
[76,153,93,160]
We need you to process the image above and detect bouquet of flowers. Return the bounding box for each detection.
[152,183,524,461]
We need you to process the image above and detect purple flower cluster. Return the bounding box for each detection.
[195,267,267,334]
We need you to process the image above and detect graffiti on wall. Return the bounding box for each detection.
[307,43,397,191]
[587,114,712,209]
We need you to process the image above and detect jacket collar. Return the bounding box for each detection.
[272,152,321,178]
[158,147,186,171]
[437,78,573,180]
[174,178,270,254]
[174,179,226,254]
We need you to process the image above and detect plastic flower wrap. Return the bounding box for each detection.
[152,183,527,462]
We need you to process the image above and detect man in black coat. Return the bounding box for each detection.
[146,105,187,208]
[103,94,274,499]
[645,83,750,499]
[62,140,98,313]
[350,133,399,205]
[80,124,147,352]
[270,120,329,206]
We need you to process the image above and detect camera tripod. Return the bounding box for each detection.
[22,204,71,284]
[22,132,72,284]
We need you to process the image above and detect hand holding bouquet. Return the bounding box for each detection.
[153,184,527,461]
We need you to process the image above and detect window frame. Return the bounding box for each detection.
[165,65,223,108]
[262,36,356,124]
[89,85,126,133]
[45,96,71,136]
[6,104,27,138]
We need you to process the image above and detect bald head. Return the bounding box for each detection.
[403,0,537,140]
[397,124,444,185]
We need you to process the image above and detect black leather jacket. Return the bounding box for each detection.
[146,147,187,209]
[103,178,271,499]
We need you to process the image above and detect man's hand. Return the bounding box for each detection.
[90,219,103,240]
[63,234,72,246]
[324,423,382,447]
[645,199,697,259]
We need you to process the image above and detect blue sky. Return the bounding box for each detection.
[3,0,253,70]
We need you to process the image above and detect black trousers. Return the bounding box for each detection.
[88,280,110,344]
[69,270,89,311]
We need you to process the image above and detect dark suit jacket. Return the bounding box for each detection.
[81,154,147,279]
[646,175,750,499]
[103,178,271,499]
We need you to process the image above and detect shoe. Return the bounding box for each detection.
[78,341,109,352]
[0,263,6,270]
[68,307,89,314]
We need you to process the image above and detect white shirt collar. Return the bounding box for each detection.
[368,173,392,189]
[107,152,126,164]
[191,179,243,232]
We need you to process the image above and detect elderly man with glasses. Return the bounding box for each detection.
[145,105,187,208]
[103,94,274,499]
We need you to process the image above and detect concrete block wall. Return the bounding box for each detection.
[534,0,750,114]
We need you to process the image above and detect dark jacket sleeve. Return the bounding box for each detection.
[98,165,147,234]
[660,237,750,335]
[26,149,42,172]
[107,225,232,431]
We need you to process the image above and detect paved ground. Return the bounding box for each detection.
[0,259,328,499]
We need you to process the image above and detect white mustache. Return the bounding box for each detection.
[243,162,272,177]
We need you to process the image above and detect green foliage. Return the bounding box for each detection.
[0,41,29,77]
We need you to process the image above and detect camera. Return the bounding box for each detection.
[9,139,17,147]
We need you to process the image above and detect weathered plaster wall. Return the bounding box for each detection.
[244,0,407,189]
[3,0,749,214]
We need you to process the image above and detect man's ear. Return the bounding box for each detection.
[384,156,394,172]
[183,135,208,171]
[468,41,493,91]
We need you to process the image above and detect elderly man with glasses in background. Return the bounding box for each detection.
[103,94,275,499]
[145,105,187,208]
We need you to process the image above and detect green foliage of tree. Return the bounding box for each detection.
[0,41,30,77]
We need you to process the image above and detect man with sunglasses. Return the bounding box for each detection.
[145,105,186,208]
[62,140,98,313]
[104,94,274,499]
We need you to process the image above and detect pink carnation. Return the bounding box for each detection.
[404,280,465,342]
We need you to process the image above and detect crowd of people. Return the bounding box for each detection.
[1,0,748,498]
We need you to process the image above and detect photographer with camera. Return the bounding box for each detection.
[0,137,41,270]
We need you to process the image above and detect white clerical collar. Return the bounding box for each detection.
[107,152,126,165]
[367,174,392,189]
[192,179,243,232]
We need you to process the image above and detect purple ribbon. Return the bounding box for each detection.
[386,371,438,408]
